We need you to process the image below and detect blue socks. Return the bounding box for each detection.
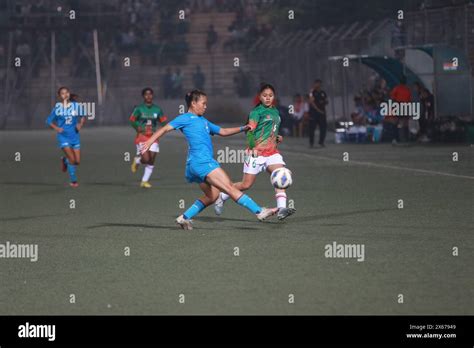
[182,195,262,220]
[183,200,206,220]
[65,158,77,182]
[236,194,262,214]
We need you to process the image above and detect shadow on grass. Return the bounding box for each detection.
[0,213,63,222]
[85,182,133,187]
[298,207,395,223]
[197,216,250,223]
[87,222,174,230]
[87,221,261,231]
[0,181,58,186]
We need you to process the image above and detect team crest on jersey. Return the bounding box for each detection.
[266,115,271,119]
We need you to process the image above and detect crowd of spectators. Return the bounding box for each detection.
[223,5,274,52]
[348,76,436,143]
[2,0,191,75]
[268,75,437,145]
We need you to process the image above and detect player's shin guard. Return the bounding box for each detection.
[236,194,261,214]
[275,191,287,209]
[142,165,154,182]
[65,159,77,182]
[183,200,206,220]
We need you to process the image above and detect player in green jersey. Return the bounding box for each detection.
[129,87,167,188]
[214,83,296,220]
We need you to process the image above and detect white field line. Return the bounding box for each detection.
[292,151,474,181]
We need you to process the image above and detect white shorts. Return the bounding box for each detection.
[136,142,159,155]
[243,153,286,175]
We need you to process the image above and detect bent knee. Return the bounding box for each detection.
[240,182,253,191]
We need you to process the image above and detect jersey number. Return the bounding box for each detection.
[65,116,73,125]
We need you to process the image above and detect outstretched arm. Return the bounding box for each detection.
[141,124,174,153]
[218,125,250,137]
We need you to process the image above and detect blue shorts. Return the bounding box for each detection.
[185,159,220,183]
[57,134,80,149]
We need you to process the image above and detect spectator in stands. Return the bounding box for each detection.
[291,94,308,137]
[140,30,157,65]
[224,18,245,52]
[383,76,412,144]
[192,65,206,90]
[308,79,328,148]
[107,49,118,72]
[351,96,366,125]
[413,81,423,102]
[391,75,412,143]
[276,98,292,136]
[15,42,31,61]
[120,28,137,53]
[347,96,368,143]
[372,78,390,103]
[413,81,425,140]
[206,24,218,53]
[172,68,184,98]
[162,67,173,99]
[419,87,435,142]
[233,68,251,97]
[365,99,384,143]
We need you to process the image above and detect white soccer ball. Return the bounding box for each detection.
[270,167,293,189]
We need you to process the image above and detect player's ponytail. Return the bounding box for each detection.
[185,89,207,108]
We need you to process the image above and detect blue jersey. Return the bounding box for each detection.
[169,113,221,163]
[45,102,85,137]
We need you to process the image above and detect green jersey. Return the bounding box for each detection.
[247,104,280,156]
[129,103,167,144]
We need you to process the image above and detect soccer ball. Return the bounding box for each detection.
[270,167,293,189]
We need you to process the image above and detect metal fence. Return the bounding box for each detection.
[247,4,474,122]
[247,19,394,122]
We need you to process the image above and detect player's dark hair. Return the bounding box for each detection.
[314,79,322,84]
[259,83,275,95]
[255,83,276,107]
[185,89,207,108]
[142,87,154,96]
[57,86,78,102]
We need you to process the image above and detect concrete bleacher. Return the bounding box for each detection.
[2,8,253,128]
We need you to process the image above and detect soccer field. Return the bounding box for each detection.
[0,127,473,315]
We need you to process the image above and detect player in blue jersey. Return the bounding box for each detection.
[45,87,86,187]
[141,90,277,230]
